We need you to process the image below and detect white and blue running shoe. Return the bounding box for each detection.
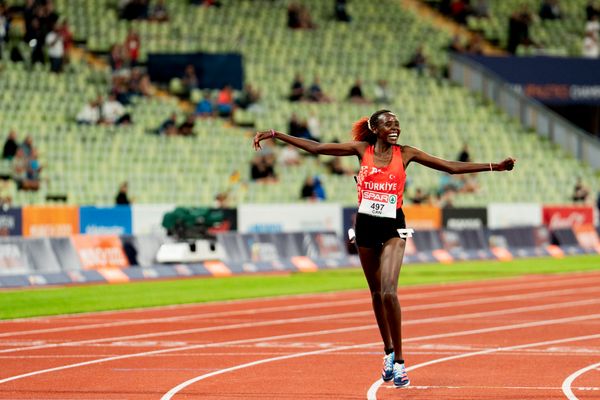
[393,362,410,388]
[381,352,394,381]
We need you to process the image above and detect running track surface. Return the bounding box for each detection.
[1,271,600,399]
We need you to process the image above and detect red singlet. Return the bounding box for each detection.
[356,145,406,218]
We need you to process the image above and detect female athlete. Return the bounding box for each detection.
[252,109,516,387]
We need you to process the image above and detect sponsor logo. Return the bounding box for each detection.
[363,191,390,202]
[543,206,593,229]
[79,247,128,269]
[447,218,483,230]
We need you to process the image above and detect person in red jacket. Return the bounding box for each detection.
[252,109,515,387]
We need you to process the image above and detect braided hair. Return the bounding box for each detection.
[351,109,391,144]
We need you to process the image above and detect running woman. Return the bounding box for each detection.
[252,109,516,387]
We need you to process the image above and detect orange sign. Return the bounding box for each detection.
[572,224,600,253]
[403,205,442,229]
[22,206,79,237]
[71,235,129,270]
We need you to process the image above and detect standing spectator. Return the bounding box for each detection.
[125,28,140,67]
[115,181,131,205]
[539,0,562,20]
[334,0,351,22]
[2,131,18,160]
[572,177,590,203]
[457,143,471,162]
[26,18,45,65]
[348,79,369,103]
[507,6,534,54]
[45,22,64,73]
[289,73,305,101]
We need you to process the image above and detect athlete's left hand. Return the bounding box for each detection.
[497,157,516,171]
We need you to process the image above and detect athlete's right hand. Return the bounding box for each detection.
[252,130,273,151]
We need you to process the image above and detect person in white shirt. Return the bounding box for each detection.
[102,94,131,125]
[76,98,101,125]
[45,25,64,73]
[582,30,599,58]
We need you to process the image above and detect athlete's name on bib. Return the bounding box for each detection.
[362,181,398,191]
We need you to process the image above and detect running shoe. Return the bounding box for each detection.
[393,362,410,388]
[381,352,394,381]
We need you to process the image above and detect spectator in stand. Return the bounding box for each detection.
[472,0,490,19]
[102,93,131,125]
[115,181,131,205]
[289,113,319,141]
[11,148,29,190]
[26,18,45,65]
[348,79,369,103]
[539,0,562,20]
[405,45,428,74]
[450,0,472,24]
[326,157,354,175]
[586,0,600,21]
[57,19,73,65]
[448,34,465,53]
[507,6,534,54]
[150,0,169,22]
[236,83,261,112]
[0,4,7,60]
[289,73,305,102]
[158,112,178,136]
[572,177,590,203]
[582,29,599,57]
[457,143,471,162]
[250,154,277,183]
[45,22,64,73]
[307,76,331,103]
[20,135,34,158]
[307,112,322,142]
[178,114,196,136]
[2,131,18,160]
[109,43,126,71]
[374,79,392,104]
[25,149,42,191]
[280,143,302,166]
[216,85,236,119]
[125,28,141,67]
[466,34,485,54]
[300,175,326,201]
[196,90,215,118]
[120,0,149,20]
[76,97,101,125]
[182,64,199,99]
[586,14,599,36]
[409,188,429,205]
[288,2,316,29]
[334,0,351,22]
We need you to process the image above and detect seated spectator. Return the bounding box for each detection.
[125,28,141,68]
[307,76,332,102]
[236,83,261,111]
[326,157,354,175]
[216,85,236,119]
[348,79,369,103]
[410,188,429,204]
[76,98,101,125]
[539,0,562,20]
[289,73,305,102]
[572,178,590,203]
[158,112,178,136]
[109,44,127,72]
[472,0,490,18]
[102,93,131,125]
[196,90,215,118]
[115,181,132,205]
[280,144,302,166]
[404,45,428,74]
[11,148,29,190]
[25,149,42,191]
[120,0,149,20]
[288,2,316,29]
[374,79,392,104]
[582,29,599,58]
[457,143,471,162]
[20,135,34,158]
[250,154,277,183]
[2,131,18,160]
[587,0,600,21]
[449,0,471,24]
[182,64,199,99]
[178,114,196,136]
[307,113,322,142]
[300,175,326,201]
[334,0,352,22]
[289,113,319,141]
[150,0,169,22]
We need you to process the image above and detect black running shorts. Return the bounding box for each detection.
[354,208,407,248]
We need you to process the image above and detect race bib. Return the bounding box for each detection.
[358,191,397,218]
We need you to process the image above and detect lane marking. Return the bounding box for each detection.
[3,311,600,386]
[161,325,600,400]
[562,361,600,400]
[2,272,599,337]
[3,287,599,355]
[380,385,600,391]
[367,333,600,399]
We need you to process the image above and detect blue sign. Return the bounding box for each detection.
[79,206,132,235]
[466,55,600,105]
[0,208,23,236]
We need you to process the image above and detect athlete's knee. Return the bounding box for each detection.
[382,289,399,305]
[371,290,384,304]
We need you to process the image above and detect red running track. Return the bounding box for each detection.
[1,271,600,399]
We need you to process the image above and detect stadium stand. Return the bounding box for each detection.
[0,0,597,207]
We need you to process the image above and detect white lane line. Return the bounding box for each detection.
[3,310,600,386]
[3,285,599,355]
[161,323,600,400]
[562,361,600,400]
[367,333,600,399]
[2,272,598,337]
[380,385,600,391]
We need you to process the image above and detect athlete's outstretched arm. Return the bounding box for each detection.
[253,130,365,157]
[403,145,516,174]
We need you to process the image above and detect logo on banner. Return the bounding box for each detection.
[542,206,593,229]
[71,235,129,270]
[0,243,27,269]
